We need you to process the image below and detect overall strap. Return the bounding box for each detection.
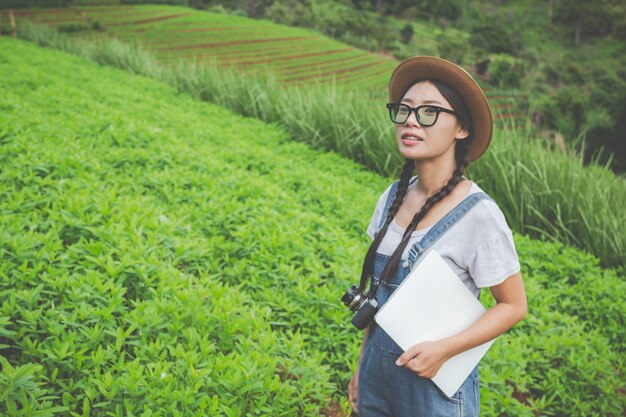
[377,180,400,231]
[405,192,493,269]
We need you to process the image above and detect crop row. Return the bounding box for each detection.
[1,38,625,416]
[4,5,397,89]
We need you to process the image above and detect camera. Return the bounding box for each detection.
[341,285,378,330]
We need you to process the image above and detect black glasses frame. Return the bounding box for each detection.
[386,103,458,126]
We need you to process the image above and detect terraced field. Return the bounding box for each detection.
[4,5,397,89]
[1,4,524,124]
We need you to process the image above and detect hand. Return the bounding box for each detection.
[348,368,359,412]
[395,340,451,379]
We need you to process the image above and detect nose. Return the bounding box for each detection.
[404,109,421,127]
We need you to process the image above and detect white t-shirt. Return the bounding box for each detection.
[366,180,521,297]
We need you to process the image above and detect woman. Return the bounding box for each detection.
[347,56,527,416]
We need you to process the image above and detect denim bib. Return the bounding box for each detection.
[358,181,492,416]
[369,180,492,355]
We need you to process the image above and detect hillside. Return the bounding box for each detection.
[1,37,625,416]
[0,4,523,125]
[2,5,397,89]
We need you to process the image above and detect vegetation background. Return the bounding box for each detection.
[0,0,625,416]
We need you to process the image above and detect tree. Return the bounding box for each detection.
[554,0,615,46]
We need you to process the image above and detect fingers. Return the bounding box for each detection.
[395,344,422,366]
[405,357,436,379]
[395,343,439,378]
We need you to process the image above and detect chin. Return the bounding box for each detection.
[398,146,427,160]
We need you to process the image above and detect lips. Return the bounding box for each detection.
[401,132,424,141]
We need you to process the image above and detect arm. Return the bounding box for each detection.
[396,271,527,378]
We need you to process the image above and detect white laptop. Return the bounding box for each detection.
[374,249,495,398]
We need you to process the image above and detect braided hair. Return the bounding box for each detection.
[361,79,473,296]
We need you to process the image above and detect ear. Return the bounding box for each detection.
[455,122,470,140]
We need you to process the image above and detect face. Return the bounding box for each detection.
[395,81,469,162]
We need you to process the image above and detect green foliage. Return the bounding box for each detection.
[379,0,464,22]
[488,55,524,88]
[481,234,626,416]
[554,0,620,45]
[530,53,626,168]
[1,36,625,416]
[1,38,345,415]
[57,23,91,33]
[535,86,589,139]
[0,356,67,416]
[436,30,469,64]
[469,20,516,55]
[265,0,313,27]
[12,21,626,270]
[14,0,624,170]
[399,23,413,44]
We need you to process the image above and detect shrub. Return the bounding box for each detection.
[470,21,516,54]
[57,23,91,33]
[437,30,469,64]
[400,23,414,44]
[534,86,590,140]
[265,0,313,27]
[489,54,524,88]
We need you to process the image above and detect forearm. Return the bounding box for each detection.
[441,300,526,358]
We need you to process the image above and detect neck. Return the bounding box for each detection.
[413,152,457,196]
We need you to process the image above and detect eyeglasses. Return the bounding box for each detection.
[386,103,458,126]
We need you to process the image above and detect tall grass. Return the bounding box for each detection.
[13,21,626,269]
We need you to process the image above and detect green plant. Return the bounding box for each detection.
[470,20,516,54]
[0,356,67,416]
[1,37,624,416]
[489,54,524,88]
[11,20,626,269]
[437,30,469,64]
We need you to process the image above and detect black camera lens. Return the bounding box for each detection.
[342,285,366,312]
[341,285,358,306]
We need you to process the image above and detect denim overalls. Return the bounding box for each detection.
[358,181,492,417]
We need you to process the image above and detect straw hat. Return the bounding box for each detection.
[389,56,493,161]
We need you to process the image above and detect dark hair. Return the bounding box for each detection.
[361,79,472,294]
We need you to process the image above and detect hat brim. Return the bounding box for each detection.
[389,56,493,161]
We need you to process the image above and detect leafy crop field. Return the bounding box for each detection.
[3,5,397,89]
[1,38,625,416]
[0,4,523,125]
